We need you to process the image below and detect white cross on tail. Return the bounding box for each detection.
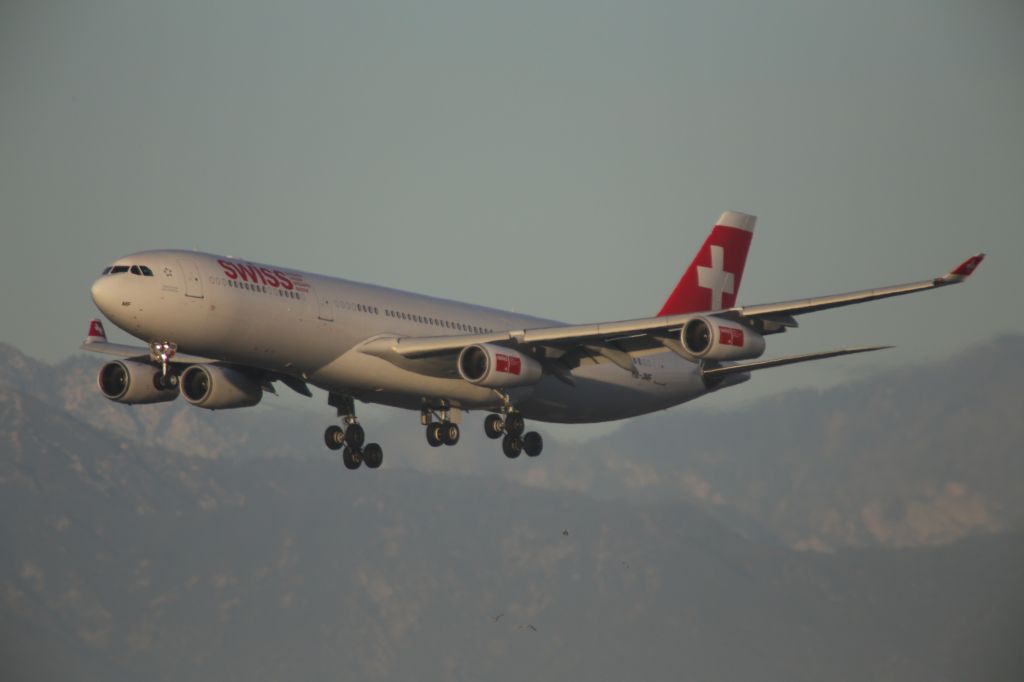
[697,245,734,310]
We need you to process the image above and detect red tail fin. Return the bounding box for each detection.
[657,211,756,316]
[86,318,107,343]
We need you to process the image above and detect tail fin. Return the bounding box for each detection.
[85,318,107,343]
[657,211,756,316]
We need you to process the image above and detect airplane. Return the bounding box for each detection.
[82,211,985,470]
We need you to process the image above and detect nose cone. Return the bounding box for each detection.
[90,276,118,316]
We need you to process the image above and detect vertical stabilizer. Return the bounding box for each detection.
[657,211,756,316]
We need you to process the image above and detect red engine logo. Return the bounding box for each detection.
[719,326,744,347]
[495,353,522,375]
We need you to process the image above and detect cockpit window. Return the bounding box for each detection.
[102,266,112,275]
[140,265,154,276]
[110,265,130,274]
[130,265,142,275]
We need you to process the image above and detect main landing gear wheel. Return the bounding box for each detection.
[523,431,543,457]
[324,425,345,451]
[426,422,461,447]
[345,423,366,450]
[484,414,505,440]
[342,446,363,470]
[502,434,523,459]
[426,423,444,447]
[442,423,460,446]
[504,413,525,437]
[362,443,383,469]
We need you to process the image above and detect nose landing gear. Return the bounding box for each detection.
[149,341,180,390]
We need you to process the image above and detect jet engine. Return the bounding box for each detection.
[457,344,543,388]
[680,316,766,361]
[180,364,263,410]
[97,360,178,404]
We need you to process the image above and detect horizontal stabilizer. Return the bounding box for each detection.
[700,346,892,378]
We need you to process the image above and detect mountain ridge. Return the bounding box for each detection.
[1,335,1022,550]
[2,381,1022,680]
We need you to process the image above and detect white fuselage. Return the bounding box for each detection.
[90,250,744,422]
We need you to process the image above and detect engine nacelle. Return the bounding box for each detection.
[180,364,263,410]
[680,316,766,361]
[97,360,179,405]
[457,344,543,388]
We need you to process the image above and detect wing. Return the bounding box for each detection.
[727,253,986,329]
[359,253,984,375]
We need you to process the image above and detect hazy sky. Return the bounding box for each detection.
[2,0,1022,411]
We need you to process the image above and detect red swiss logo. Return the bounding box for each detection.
[719,326,744,347]
[217,259,310,293]
[495,353,522,375]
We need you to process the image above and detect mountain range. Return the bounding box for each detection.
[3,335,1022,551]
[1,336,1023,680]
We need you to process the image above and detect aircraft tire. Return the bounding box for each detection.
[502,434,523,459]
[484,414,504,439]
[324,425,345,451]
[343,446,362,470]
[363,443,383,469]
[426,423,444,447]
[345,423,365,450]
[523,431,543,457]
[505,413,525,437]
[442,423,460,446]
[153,373,178,391]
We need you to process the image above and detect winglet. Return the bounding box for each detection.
[85,318,107,344]
[939,253,985,284]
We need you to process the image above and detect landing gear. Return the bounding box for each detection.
[345,423,365,450]
[153,372,179,391]
[342,446,362,470]
[523,431,543,457]
[485,396,543,460]
[362,443,383,469]
[484,414,505,439]
[426,422,444,447]
[504,413,525,437]
[442,422,460,446]
[149,341,179,389]
[423,407,461,448]
[324,424,345,450]
[502,434,523,458]
[326,393,382,471]
[147,341,180,390]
